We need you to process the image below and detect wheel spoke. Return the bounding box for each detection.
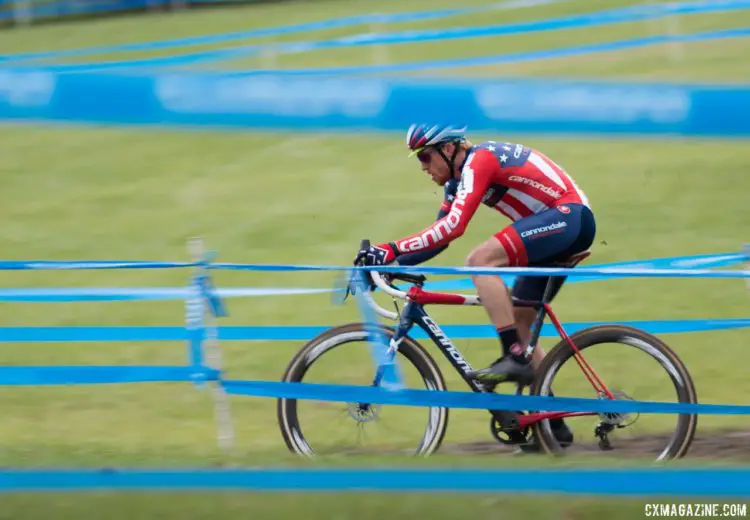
[531,325,697,462]
[278,324,449,457]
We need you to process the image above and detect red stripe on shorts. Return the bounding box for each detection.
[495,227,529,267]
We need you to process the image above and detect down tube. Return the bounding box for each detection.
[410,304,486,393]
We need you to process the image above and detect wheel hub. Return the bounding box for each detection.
[347,402,380,423]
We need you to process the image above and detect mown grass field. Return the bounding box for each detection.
[0,0,749,518]
[2,0,750,81]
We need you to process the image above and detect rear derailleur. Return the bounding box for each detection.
[594,390,638,451]
[594,422,615,451]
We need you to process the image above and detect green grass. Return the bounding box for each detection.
[1,0,749,82]
[1,125,748,469]
[0,0,749,516]
[5,492,747,520]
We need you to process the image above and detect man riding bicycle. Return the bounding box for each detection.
[354,124,596,451]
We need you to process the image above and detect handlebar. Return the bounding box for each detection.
[358,270,413,321]
[353,238,429,321]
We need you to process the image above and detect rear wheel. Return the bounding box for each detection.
[277,323,450,456]
[530,324,698,461]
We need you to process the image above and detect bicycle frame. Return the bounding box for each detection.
[363,271,613,430]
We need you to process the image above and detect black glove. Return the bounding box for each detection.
[353,242,398,267]
[350,240,398,293]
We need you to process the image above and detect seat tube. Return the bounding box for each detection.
[524,276,562,357]
[525,304,547,357]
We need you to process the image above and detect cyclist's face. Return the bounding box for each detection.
[416,144,452,186]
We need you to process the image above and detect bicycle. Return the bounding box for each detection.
[277,241,698,461]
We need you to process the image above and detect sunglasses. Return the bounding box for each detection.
[415,148,433,163]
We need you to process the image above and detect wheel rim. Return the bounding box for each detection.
[535,330,696,462]
[279,329,448,457]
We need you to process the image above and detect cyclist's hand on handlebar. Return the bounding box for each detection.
[353,242,398,267]
[351,242,398,293]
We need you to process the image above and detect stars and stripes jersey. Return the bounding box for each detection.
[393,141,590,256]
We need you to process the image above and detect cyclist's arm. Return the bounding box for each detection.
[395,205,451,266]
[392,150,493,256]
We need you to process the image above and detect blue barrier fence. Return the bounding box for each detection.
[0,0,568,63]
[1,0,749,137]
[2,0,746,70]
[1,241,750,494]
[4,319,750,343]
[0,70,749,137]
[2,243,750,405]
[0,251,745,301]
[6,0,745,71]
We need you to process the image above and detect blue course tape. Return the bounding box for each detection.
[0,260,197,270]
[223,27,750,77]
[221,379,750,415]
[26,0,750,73]
[12,0,750,73]
[0,366,219,385]
[0,287,335,302]
[0,253,743,301]
[207,263,750,279]
[192,0,750,68]
[0,468,748,495]
[423,252,750,290]
[0,0,567,64]
[1,259,749,279]
[1,319,748,342]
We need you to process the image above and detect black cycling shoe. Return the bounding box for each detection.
[467,355,535,387]
[517,421,575,454]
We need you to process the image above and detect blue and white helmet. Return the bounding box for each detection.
[406,124,467,156]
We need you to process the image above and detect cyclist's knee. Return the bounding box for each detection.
[465,237,511,267]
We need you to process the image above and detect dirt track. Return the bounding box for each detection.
[439,428,750,460]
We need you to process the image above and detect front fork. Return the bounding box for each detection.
[370,300,418,388]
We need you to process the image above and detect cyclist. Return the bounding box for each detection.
[354,124,596,451]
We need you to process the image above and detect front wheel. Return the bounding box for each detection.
[277,323,450,457]
[530,324,698,461]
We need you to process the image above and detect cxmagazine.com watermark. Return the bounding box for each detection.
[645,503,747,517]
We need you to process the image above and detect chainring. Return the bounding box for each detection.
[490,411,530,445]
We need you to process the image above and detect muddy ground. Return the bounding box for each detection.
[439,428,750,460]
